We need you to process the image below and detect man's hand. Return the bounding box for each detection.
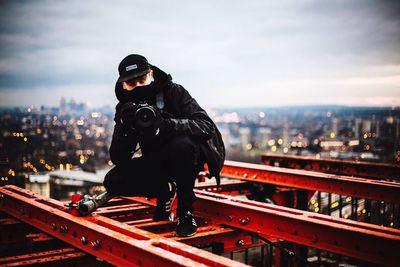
[119,102,138,133]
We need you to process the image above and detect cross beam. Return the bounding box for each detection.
[193,189,400,266]
[0,185,248,267]
[220,160,400,203]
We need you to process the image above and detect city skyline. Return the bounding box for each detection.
[1,1,400,108]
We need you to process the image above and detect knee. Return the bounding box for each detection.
[103,167,118,194]
[167,136,197,157]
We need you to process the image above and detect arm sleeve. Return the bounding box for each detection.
[164,84,216,140]
[109,104,138,166]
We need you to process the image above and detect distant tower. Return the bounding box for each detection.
[219,128,231,148]
[375,120,380,138]
[257,127,271,148]
[239,127,251,150]
[60,97,67,113]
[332,118,339,136]
[283,123,289,146]
[354,118,362,139]
[362,119,371,133]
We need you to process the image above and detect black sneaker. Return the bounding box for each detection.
[153,182,176,221]
[176,211,197,237]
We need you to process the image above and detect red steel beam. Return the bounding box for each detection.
[193,189,400,267]
[0,185,248,267]
[165,226,261,252]
[220,160,400,203]
[195,179,251,196]
[98,198,262,253]
[262,153,400,180]
[0,248,86,266]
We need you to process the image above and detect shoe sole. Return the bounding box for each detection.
[175,230,197,238]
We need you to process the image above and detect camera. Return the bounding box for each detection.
[77,191,112,216]
[120,102,159,130]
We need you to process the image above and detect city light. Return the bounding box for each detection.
[362,209,366,214]
[79,155,86,164]
[245,143,253,150]
[267,139,275,146]
[330,132,335,139]
[331,202,339,208]
[348,140,360,146]
[91,112,100,118]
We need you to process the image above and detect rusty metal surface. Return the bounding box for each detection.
[193,189,400,267]
[0,248,85,266]
[0,185,249,267]
[262,153,400,180]
[2,156,400,267]
[220,160,400,203]
[195,179,251,196]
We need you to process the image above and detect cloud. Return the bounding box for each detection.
[0,0,399,107]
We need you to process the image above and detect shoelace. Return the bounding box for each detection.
[177,214,197,226]
[162,182,176,212]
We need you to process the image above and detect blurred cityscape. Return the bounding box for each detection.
[1,97,399,200]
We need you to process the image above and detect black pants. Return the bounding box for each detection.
[103,135,201,215]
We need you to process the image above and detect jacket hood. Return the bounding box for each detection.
[115,65,172,103]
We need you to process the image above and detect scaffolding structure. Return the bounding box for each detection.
[1,157,400,266]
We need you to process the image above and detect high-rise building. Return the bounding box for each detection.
[332,118,339,136]
[362,120,372,133]
[239,127,251,150]
[354,118,362,139]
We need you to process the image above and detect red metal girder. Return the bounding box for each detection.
[0,185,248,267]
[220,160,400,203]
[0,217,20,225]
[195,179,251,196]
[26,232,54,242]
[262,153,400,180]
[111,205,260,253]
[94,204,153,217]
[0,248,85,266]
[170,226,262,252]
[193,189,400,267]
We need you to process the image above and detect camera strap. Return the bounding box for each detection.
[156,90,173,118]
[156,91,165,110]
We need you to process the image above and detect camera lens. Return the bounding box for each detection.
[135,106,156,128]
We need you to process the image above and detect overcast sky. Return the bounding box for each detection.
[0,0,399,108]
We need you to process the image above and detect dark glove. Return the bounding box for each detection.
[119,102,138,133]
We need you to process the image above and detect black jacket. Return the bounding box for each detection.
[109,65,225,184]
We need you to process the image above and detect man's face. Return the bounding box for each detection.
[122,70,154,91]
